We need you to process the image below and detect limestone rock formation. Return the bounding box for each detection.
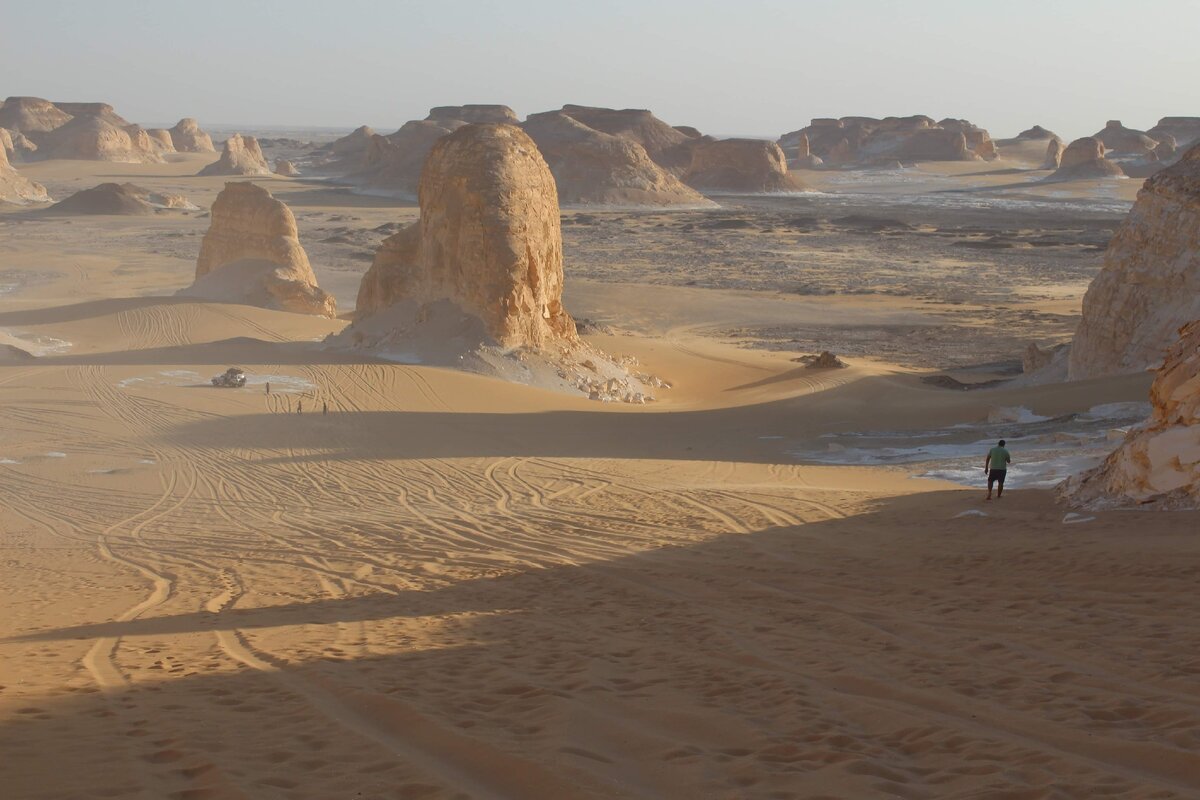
[274,159,300,176]
[1093,120,1158,155]
[34,116,164,163]
[46,182,195,215]
[355,123,575,348]
[169,118,215,153]
[1148,117,1200,149]
[1069,144,1200,379]
[145,128,176,153]
[1060,320,1200,509]
[682,138,804,193]
[198,134,271,176]
[183,182,334,316]
[778,115,996,166]
[1014,125,1060,141]
[53,102,130,127]
[427,105,518,125]
[0,140,48,204]
[1043,138,1065,170]
[554,105,698,173]
[0,97,72,134]
[1048,137,1125,180]
[522,111,710,206]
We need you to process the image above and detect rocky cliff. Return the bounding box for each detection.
[168,118,215,153]
[0,138,48,204]
[682,138,804,193]
[1069,144,1200,379]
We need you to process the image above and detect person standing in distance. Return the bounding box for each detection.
[985,439,1012,501]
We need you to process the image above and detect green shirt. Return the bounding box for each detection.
[988,446,1011,471]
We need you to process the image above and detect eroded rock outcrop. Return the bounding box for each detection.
[427,105,518,125]
[0,140,48,204]
[1048,137,1125,180]
[1069,144,1200,379]
[169,118,215,153]
[682,138,804,193]
[555,105,698,173]
[356,124,574,347]
[1093,120,1158,155]
[1148,117,1200,149]
[522,111,709,206]
[778,116,996,166]
[35,116,164,163]
[145,128,176,153]
[1060,320,1200,509]
[183,182,334,316]
[198,134,270,176]
[1014,125,1060,141]
[46,182,194,215]
[274,159,300,176]
[0,127,37,161]
[1043,138,1065,170]
[0,97,72,134]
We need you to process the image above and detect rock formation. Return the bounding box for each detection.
[553,105,698,173]
[1069,143,1200,379]
[168,118,215,153]
[0,97,72,134]
[53,102,130,127]
[356,123,574,348]
[1060,320,1200,509]
[427,105,518,125]
[522,110,710,206]
[1014,125,1060,141]
[0,139,48,204]
[1043,138,1065,169]
[778,116,997,166]
[311,125,375,173]
[198,134,271,176]
[0,127,37,161]
[1148,117,1200,149]
[183,182,335,317]
[33,115,163,162]
[1048,137,1125,180]
[682,138,804,193]
[1093,120,1158,155]
[46,182,194,215]
[274,159,300,176]
[145,128,176,153]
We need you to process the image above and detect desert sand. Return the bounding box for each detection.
[1,135,1198,800]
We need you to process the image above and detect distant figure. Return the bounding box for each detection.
[985,439,1012,500]
[296,401,302,415]
[265,381,271,394]
[322,402,328,415]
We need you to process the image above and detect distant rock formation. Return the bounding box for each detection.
[1048,137,1125,180]
[1043,138,1065,169]
[682,138,804,193]
[427,105,518,125]
[356,123,574,348]
[673,125,703,139]
[522,110,710,206]
[786,133,823,168]
[198,134,271,176]
[1093,120,1158,155]
[274,158,299,176]
[778,115,997,166]
[145,128,176,153]
[0,97,72,134]
[0,138,48,204]
[34,116,164,163]
[1069,144,1200,379]
[553,105,698,173]
[0,127,37,161]
[1148,117,1200,149]
[1060,320,1200,509]
[1014,125,1060,141]
[183,182,335,317]
[311,125,375,173]
[53,102,130,127]
[46,182,194,215]
[351,119,461,197]
[168,118,215,153]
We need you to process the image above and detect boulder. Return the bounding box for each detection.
[274,158,300,176]
[355,123,575,349]
[682,138,804,193]
[1148,117,1200,149]
[183,182,335,317]
[34,116,164,163]
[198,134,271,176]
[1048,137,1125,180]
[1093,120,1158,155]
[1043,138,1064,170]
[169,118,215,153]
[0,139,48,204]
[1069,143,1200,379]
[1060,320,1200,509]
[145,128,176,153]
[46,182,194,215]
[522,110,710,207]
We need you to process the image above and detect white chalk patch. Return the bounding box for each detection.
[954,509,988,518]
[138,459,156,465]
[0,458,21,464]
[242,373,314,393]
[1062,513,1096,525]
[758,436,783,440]
[45,451,67,458]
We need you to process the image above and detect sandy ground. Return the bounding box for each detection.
[1,154,1197,800]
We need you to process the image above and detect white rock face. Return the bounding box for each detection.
[1070,144,1200,379]
[1060,320,1200,509]
[0,137,49,204]
[198,134,270,176]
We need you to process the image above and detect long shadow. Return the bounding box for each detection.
[4,491,1199,798]
[0,296,196,327]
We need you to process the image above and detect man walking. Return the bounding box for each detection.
[985,439,1012,501]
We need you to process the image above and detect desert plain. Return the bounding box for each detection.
[0,127,1198,800]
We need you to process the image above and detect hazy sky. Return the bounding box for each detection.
[5,0,1198,140]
